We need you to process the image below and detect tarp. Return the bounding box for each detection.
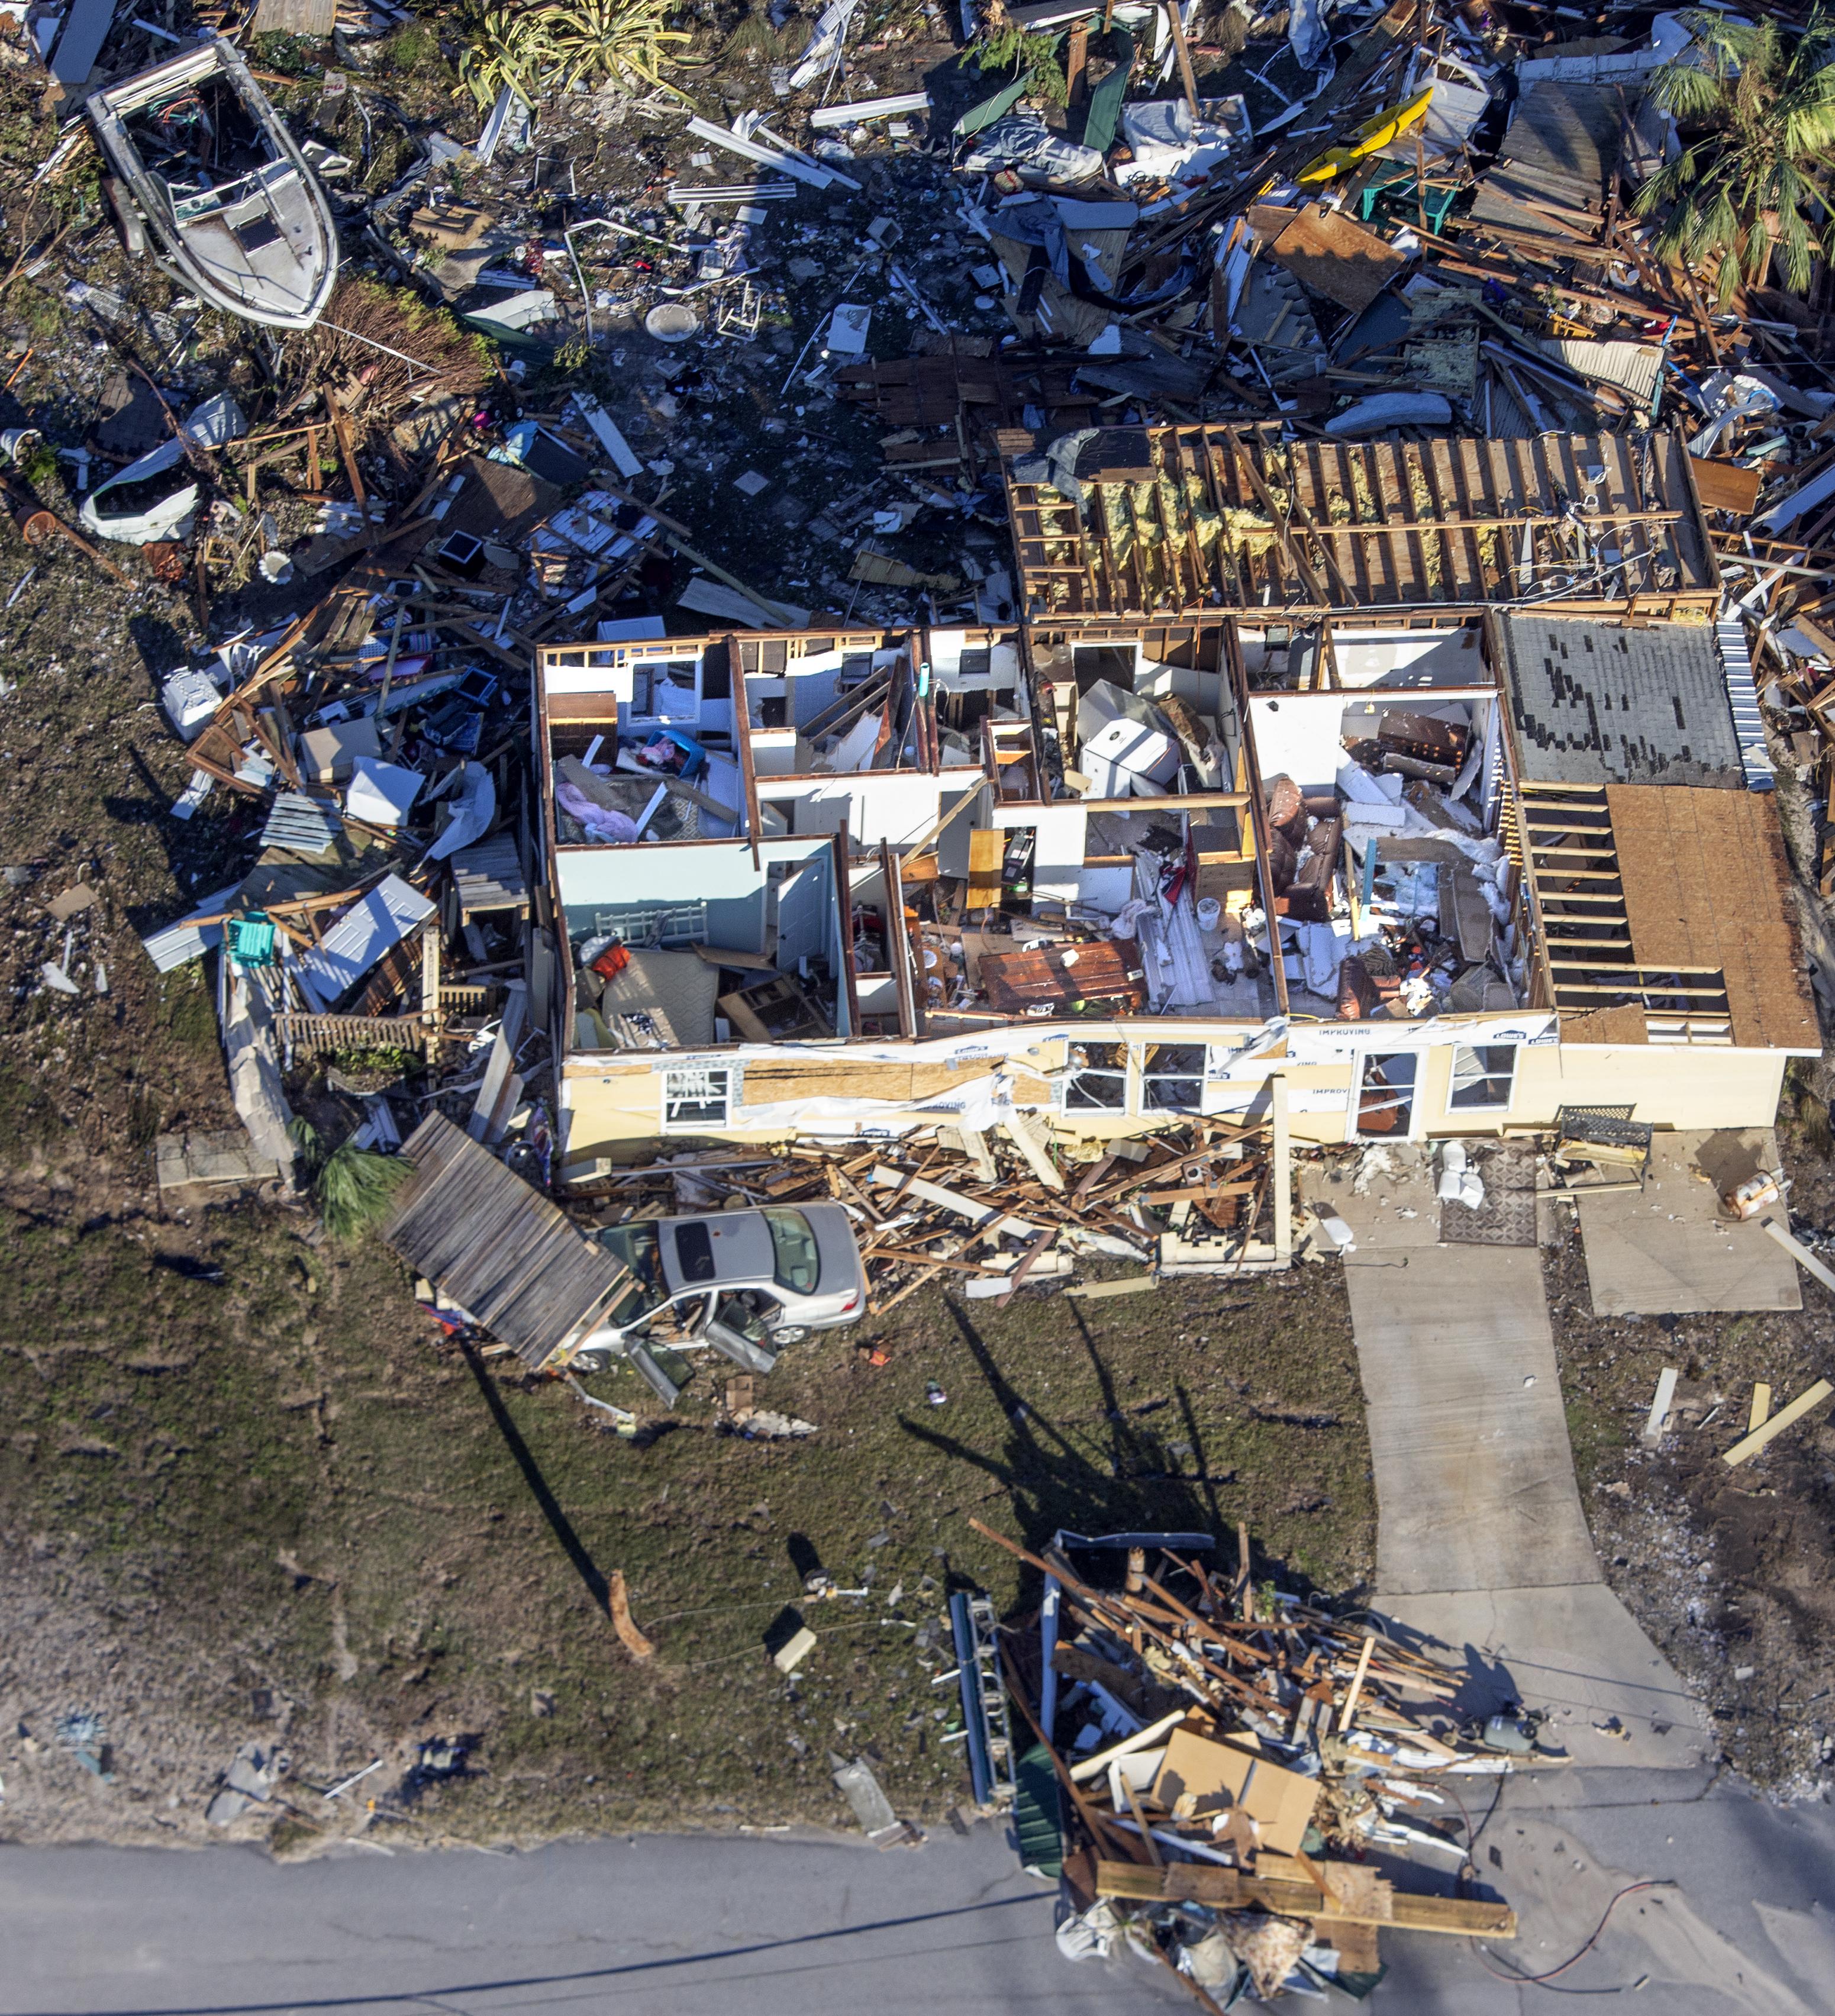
[79,437,198,545]
[1080,30,1134,154]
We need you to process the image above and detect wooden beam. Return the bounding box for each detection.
[1093,1860,1517,1937]
[1760,1216,1835,1296]
[1721,1376,1834,1466]
[1004,1111,1067,1192]
[1271,1072,1291,1262]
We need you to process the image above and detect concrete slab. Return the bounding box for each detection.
[1577,1128,1800,1316]
[154,1130,285,1211]
[1378,1584,1711,1769]
[1310,1140,1707,1769]
[1301,1141,1443,1247]
[1345,1241,1603,1594]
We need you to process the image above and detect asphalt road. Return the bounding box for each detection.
[4,1779,1835,2015]
[0,1826,1178,2016]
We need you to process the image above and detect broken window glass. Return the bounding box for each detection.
[1142,1043,1205,1112]
[663,1065,733,1131]
[1356,1051,1417,1138]
[1065,1041,1127,1111]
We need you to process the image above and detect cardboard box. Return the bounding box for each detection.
[1151,1727,1319,1857]
[299,714,381,786]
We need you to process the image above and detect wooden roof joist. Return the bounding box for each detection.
[1007,426,1717,620]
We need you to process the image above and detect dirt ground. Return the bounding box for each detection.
[0,17,1375,1853]
[1547,1069,1835,1795]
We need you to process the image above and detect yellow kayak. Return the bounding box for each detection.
[1295,84,1436,186]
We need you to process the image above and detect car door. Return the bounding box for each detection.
[702,1292,782,1374]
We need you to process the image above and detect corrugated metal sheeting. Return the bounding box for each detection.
[141,883,243,973]
[259,792,343,856]
[384,1114,630,1366]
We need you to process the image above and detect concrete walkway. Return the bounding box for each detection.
[1305,1149,1708,1768]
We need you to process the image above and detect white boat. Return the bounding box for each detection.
[86,38,338,331]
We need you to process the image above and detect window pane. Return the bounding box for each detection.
[1143,1043,1204,1112]
[664,1066,731,1130]
[595,1223,664,1323]
[1448,1043,1515,1111]
[672,1220,717,1282]
[1357,1051,1417,1136]
[762,1208,820,1294]
[1065,1041,1126,1111]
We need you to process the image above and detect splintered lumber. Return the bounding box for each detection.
[1721,1379,1834,1466]
[1760,1217,1835,1296]
[1339,1631,1376,1729]
[959,1125,1000,1183]
[1068,1709,1189,1785]
[999,1643,1144,1863]
[1094,1860,1517,1937]
[1004,1111,1066,1191]
[868,1164,1042,1240]
[1750,1383,1773,1432]
[995,1225,1060,1308]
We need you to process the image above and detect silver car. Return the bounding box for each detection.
[565,1204,866,1401]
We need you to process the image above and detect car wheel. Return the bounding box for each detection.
[771,1325,810,1346]
[570,1349,613,1375]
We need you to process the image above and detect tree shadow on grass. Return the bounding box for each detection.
[460,1338,609,1619]
[898,1299,1231,1559]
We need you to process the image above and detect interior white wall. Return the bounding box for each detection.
[756,768,984,848]
[991,802,1088,903]
[556,834,833,914]
[1078,864,1134,912]
[1249,690,1495,798]
[1137,660,1224,721]
[1331,628,1484,688]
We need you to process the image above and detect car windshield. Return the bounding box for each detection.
[595,1222,666,1325]
[762,1207,820,1294]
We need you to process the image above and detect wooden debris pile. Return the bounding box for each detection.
[973,1521,1517,2001]
[579,1112,1282,1318]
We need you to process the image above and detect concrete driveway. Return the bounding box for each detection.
[1304,1147,1708,1768]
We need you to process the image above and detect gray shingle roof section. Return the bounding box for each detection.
[1498,615,1744,789]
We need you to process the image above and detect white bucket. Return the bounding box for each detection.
[1195,896,1221,932]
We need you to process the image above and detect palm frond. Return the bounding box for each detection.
[316,1143,412,1242]
[1640,7,1835,307]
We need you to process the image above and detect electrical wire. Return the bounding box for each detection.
[1471,1879,1676,1991]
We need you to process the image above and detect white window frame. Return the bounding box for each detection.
[1352,1049,1421,1143]
[1060,1041,1130,1115]
[1139,1040,1208,1115]
[1446,1041,1517,1115]
[662,1064,736,1133]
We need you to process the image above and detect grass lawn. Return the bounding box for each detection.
[0,1201,1373,1846]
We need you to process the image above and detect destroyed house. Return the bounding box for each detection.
[533,604,1815,1182]
[1004,425,1718,622]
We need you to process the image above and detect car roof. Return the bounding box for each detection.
[659,1211,776,1293]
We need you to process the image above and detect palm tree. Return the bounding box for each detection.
[1634,7,1835,305]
